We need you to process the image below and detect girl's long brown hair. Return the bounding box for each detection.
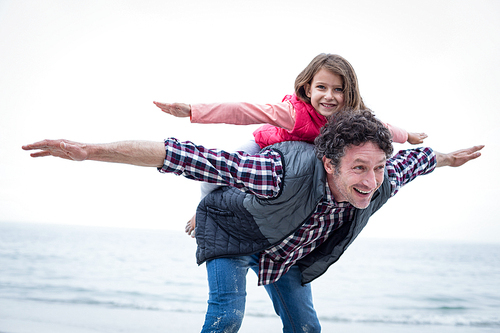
[295,54,367,111]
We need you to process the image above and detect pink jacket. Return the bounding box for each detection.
[253,94,327,148]
[190,95,408,148]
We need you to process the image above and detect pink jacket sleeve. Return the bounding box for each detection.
[190,101,296,130]
[381,122,408,144]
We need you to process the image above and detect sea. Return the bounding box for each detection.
[1,221,499,331]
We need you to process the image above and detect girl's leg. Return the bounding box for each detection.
[201,255,259,333]
[258,266,321,333]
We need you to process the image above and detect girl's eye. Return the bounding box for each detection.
[334,88,343,92]
[316,85,326,90]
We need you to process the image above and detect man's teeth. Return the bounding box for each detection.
[355,188,371,194]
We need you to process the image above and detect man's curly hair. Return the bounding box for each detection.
[314,110,394,169]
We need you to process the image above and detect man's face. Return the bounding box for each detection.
[324,142,386,209]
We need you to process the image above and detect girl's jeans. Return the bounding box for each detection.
[201,254,321,333]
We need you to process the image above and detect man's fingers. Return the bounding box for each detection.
[451,145,484,167]
[22,139,83,160]
[23,140,56,155]
[466,151,481,160]
[461,145,484,159]
[471,145,485,153]
[30,151,52,158]
[22,141,46,150]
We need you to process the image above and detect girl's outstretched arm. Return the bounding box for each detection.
[156,101,296,130]
[153,102,191,118]
[382,122,428,145]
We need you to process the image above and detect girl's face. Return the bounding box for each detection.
[305,68,345,117]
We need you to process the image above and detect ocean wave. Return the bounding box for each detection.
[318,313,500,328]
[7,295,208,315]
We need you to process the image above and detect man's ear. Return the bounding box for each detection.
[322,156,335,174]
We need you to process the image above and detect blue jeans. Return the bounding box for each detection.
[201,254,321,333]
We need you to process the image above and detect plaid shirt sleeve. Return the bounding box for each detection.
[158,138,283,198]
[386,147,437,197]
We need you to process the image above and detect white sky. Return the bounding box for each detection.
[1,0,499,243]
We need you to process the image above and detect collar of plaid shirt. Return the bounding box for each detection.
[258,184,354,285]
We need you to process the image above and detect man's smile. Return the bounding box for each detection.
[354,187,372,195]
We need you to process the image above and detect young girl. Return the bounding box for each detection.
[154,53,427,236]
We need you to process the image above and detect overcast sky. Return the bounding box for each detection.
[1,0,499,243]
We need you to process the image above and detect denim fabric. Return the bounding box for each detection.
[201,254,321,333]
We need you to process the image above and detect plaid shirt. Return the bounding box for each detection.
[159,138,283,198]
[159,139,436,285]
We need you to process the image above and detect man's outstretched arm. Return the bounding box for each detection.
[435,145,484,168]
[22,138,284,198]
[22,139,165,167]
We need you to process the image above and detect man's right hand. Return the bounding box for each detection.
[22,139,90,161]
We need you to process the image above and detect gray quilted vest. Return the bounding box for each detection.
[195,141,392,284]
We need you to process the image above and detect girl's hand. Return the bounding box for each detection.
[407,132,428,145]
[153,101,191,117]
[185,215,196,238]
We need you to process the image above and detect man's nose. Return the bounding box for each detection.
[362,170,377,188]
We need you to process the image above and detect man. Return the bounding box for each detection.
[22,110,483,332]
